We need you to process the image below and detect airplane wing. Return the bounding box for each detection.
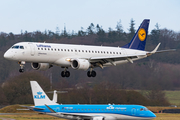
[86,43,175,66]
[88,54,146,65]
[20,105,45,110]
[146,43,176,56]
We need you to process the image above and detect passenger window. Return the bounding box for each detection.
[38,48,40,50]
[71,50,73,52]
[41,48,43,50]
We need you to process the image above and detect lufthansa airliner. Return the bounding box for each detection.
[4,19,174,77]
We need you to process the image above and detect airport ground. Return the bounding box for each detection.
[0,90,180,120]
[0,113,180,120]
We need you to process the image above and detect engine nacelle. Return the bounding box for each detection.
[71,59,90,70]
[31,63,51,71]
[91,117,104,120]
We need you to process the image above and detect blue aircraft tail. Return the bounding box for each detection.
[122,19,150,50]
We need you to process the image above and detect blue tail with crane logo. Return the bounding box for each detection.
[122,19,150,50]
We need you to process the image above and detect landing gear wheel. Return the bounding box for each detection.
[65,71,70,77]
[61,71,70,77]
[91,70,96,77]
[61,71,66,77]
[87,71,91,77]
[19,69,24,73]
[87,70,96,77]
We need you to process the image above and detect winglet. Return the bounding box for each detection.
[151,43,161,54]
[147,43,161,56]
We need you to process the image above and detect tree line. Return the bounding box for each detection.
[0,72,169,106]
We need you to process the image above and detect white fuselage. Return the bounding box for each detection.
[4,42,147,69]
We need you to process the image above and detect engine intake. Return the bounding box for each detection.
[71,59,90,70]
[31,63,51,70]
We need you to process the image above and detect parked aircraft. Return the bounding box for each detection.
[27,81,156,120]
[4,19,175,77]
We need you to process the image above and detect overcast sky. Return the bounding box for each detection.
[0,0,180,34]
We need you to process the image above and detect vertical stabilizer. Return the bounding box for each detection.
[122,19,150,50]
[30,81,58,106]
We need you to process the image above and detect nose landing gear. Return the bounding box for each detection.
[18,61,25,73]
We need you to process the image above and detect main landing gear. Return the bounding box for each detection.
[18,61,25,73]
[87,68,96,77]
[61,67,70,77]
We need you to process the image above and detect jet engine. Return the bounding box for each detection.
[31,63,51,70]
[92,117,104,120]
[71,59,90,70]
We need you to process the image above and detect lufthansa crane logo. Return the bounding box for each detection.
[138,28,146,41]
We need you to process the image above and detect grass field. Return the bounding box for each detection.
[0,114,180,120]
[165,91,180,106]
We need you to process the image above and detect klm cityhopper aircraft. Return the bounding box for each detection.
[27,81,156,120]
[4,19,174,77]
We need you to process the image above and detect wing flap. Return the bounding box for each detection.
[89,54,146,64]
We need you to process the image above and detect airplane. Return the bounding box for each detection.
[4,19,175,77]
[26,81,156,120]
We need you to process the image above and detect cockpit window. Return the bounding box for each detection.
[11,46,24,49]
[140,108,149,111]
[20,46,24,49]
[12,46,19,49]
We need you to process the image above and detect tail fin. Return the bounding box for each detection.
[30,81,58,106]
[122,19,150,50]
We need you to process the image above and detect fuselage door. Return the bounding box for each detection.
[131,108,136,115]
[29,43,35,56]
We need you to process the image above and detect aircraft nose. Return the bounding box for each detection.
[4,50,13,60]
[149,111,156,118]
